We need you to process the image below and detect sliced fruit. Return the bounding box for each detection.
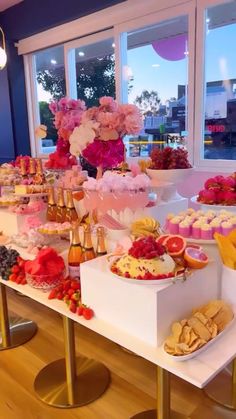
[156,235,170,246]
[186,243,202,251]
[184,247,208,269]
[163,235,186,257]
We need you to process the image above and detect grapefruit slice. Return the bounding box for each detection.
[156,235,170,246]
[163,235,186,257]
[184,247,208,269]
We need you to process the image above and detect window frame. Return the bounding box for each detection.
[194,0,236,171]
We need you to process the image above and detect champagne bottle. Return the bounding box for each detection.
[96,226,107,256]
[29,158,36,176]
[19,158,28,179]
[56,187,67,223]
[68,226,82,279]
[34,158,45,185]
[46,186,57,222]
[65,190,78,223]
[81,225,96,262]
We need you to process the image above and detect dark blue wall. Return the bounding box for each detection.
[0,0,125,161]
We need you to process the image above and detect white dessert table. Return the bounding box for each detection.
[1,277,236,418]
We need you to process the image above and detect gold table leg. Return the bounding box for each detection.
[34,316,110,408]
[0,283,37,350]
[131,367,188,419]
[204,358,236,410]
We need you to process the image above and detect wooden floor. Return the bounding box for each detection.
[0,289,235,419]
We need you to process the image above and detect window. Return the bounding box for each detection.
[198,0,236,163]
[34,45,66,154]
[122,16,189,158]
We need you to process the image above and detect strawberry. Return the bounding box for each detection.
[20,278,27,285]
[83,307,94,320]
[63,279,71,291]
[69,301,77,313]
[77,305,84,316]
[9,273,17,282]
[68,288,75,297]
[57,292,63,300]
[71,292,80,302]
[71,280,80,291]
[48,288,57,300]
[11,265,20,274]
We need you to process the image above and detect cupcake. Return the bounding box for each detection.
[179,221,191,238]
[186,208,195,215]
[192,220,201,239]
[221,221,234,236]
[201,224,213,240]
[165,213,175,230]
[230,217,236,228]
[169,217,181,234]
[209,219,221,235]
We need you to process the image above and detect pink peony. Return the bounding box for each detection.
[99,96,118,111]
[204,177,220,191]
[222,191,236,205]
[82,137,124,169]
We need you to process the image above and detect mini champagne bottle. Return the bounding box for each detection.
[46,186,57,222]
[96,226,107,256]
[68,225,82,279]
[65,190,79,223]
[56,187,67,223]
[81,225,96,262]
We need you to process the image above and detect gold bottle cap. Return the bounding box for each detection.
[71,226,81,245]
[66,190,75,209]
[57,187,65,207]
[29,158,36,175]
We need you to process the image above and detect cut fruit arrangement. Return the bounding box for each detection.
[197,173,236,205]
[0,246,28,284]
[149,147,192,170]
[48,276,94,320]
[111,234,208,282]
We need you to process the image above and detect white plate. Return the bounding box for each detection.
[163,315,235,361]
[191,196,236,211]
[109,257,190,285]
[186,237,215,245]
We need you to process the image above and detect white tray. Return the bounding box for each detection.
[163,315,235,361]
[187,237,215,245]
[191,196,236,211]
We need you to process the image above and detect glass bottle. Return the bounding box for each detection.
[81,225,96,262]
[68,225,82,279]
[46,186,57,222]
[29,158,36,176]
[65,190,79,223]
[56,187,67,223]
[96,226,107,256]
[19,158,28,179]
[35,158,45,185]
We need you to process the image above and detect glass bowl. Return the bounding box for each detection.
[26,270,65,291]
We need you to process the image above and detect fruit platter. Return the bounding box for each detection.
[163,299,234,360]
[195,174,236,210]
[110,235,208,285]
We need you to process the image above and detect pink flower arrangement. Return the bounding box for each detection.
[45,97,86,170]
[69,96,143,169]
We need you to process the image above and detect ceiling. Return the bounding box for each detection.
[0,0,23,12]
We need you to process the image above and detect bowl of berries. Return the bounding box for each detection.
[146,147,194,184]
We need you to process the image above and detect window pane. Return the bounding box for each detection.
[125,16,188,157]
[35,45,66,154]
[75,38,115,107]
[203,1,236,160]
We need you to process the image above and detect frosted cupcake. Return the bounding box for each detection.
[221,221,234,236]
[201,224,213,240]
[169,217,181,234]
[209,219,221,235]
[192,220,201,239]
[165,213,175,230]
[179,221,191,238]
[186,208,195,215]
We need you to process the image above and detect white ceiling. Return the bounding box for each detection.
[0,0,23,12]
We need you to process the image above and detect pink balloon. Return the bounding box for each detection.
[152,34,188,61]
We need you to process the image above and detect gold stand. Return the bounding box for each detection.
[34,316,110,408]
[204,358,236,410]
[131,367,188,419]
[0,283,37,350]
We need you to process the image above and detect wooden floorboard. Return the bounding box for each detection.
[0,289,235,419]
